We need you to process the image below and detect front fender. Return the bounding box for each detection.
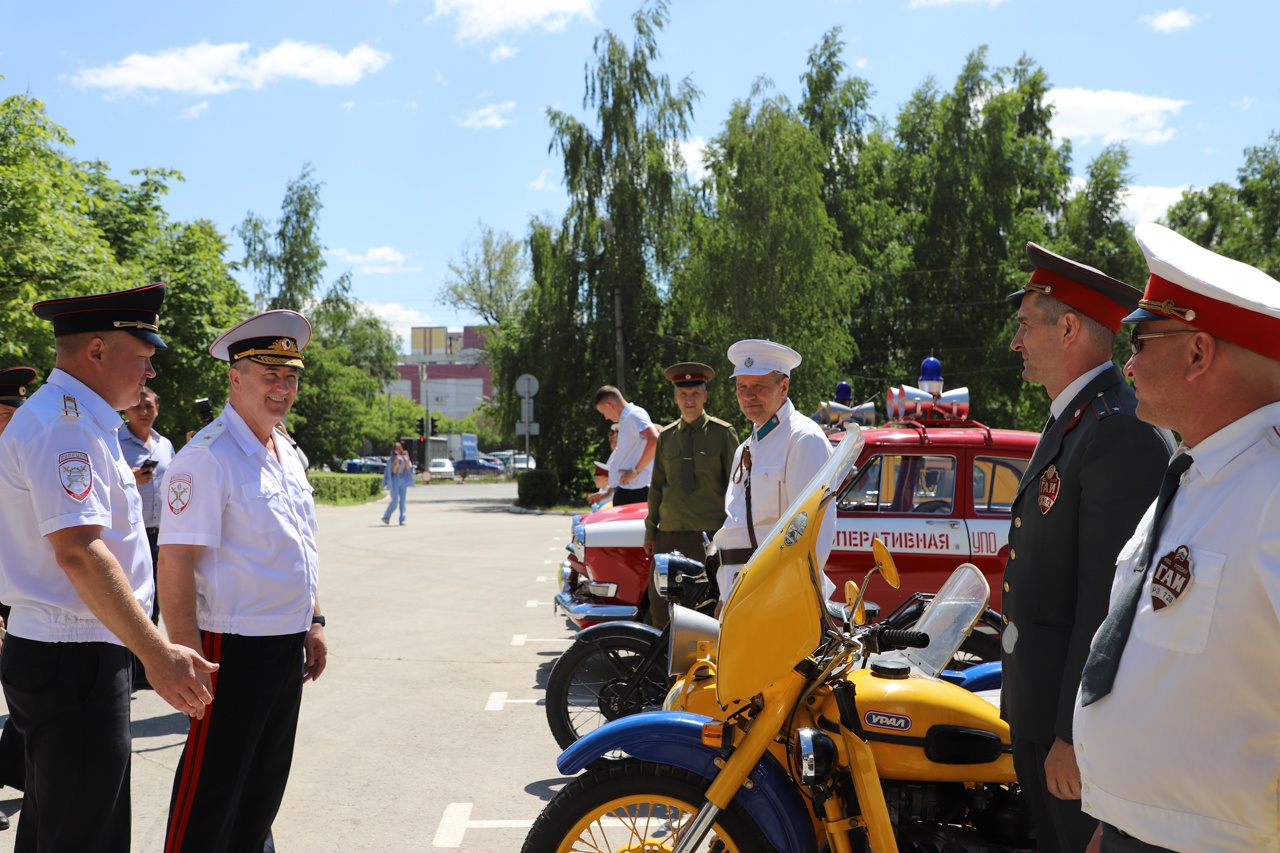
[558,712,817,853]
[573,620,663,645]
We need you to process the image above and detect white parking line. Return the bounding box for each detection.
[526,599,541,607]
[511,635,572,646]
[485,692,540,710]
[432,802,535,847]
[536,575,548,582]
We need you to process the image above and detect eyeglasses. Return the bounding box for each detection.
[1129,328,1200,356]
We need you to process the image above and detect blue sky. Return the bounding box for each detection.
[2,1,1277,352]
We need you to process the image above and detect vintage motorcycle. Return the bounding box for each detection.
[522,426,1032,853]
[544,541,1003,749]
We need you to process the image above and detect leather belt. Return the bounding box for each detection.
[717,548,756,566]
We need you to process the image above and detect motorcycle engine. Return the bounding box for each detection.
[880,782,1036,853]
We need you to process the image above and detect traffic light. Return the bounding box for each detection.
[416,416,426,437]
[430,416,440,436]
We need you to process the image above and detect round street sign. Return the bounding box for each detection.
[515,374,540,397]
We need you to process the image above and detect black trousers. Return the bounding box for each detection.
[646,529,716,630]
[1099,823,1179,852]
[165,632,305,853]
[1012,737,1099,853]
[1,636,133,852]
[613,486,649,506]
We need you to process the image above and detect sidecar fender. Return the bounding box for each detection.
[557,712,817,853]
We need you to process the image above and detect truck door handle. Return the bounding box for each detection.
[926,520,959,529]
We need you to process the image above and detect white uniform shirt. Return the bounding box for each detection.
[1074,402,1280,851]
[612,402,655,490]
[713,399,834,602]
[0,368,153,642]
[159,404,319,636]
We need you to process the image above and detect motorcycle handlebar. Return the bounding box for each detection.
[877,628,930,650]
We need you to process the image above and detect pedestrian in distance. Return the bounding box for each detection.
[711,339,834,615]
[587,423,620,507]
[382,441,414,526]
[642,362,738,630]
[592,386,659,506]
[1073,224,1280,853]
[120,386,177,624]
[0,284,217,852]
[1002,243,1173,853]
[158,309,326,853]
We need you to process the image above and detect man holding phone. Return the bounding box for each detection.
[121,386,176,625]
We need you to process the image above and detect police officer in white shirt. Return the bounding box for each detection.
[712,339,834,612]
[0,284,216,851]
[1073,223,1280,853]
[159,309,326,853]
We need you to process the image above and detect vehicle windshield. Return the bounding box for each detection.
[901,563,990,677]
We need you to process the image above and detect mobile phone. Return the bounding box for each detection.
[139,459,159,472]
[195,397,213,426]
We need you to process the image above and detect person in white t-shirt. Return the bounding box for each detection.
[593,386,659,506]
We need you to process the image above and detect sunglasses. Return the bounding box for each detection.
[1129,327,1200,356]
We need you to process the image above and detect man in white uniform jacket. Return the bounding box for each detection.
[712,339,834,612]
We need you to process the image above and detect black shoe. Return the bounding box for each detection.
[1,810,10,831]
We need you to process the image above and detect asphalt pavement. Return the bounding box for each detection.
[0,481,578,851]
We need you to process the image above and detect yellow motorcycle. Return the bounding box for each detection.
[522,426,1033,853]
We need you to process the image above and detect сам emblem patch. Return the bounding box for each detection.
[58,451,92,502]
[168,473,193,515]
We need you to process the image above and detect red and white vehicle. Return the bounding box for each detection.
[555,375,1039,629]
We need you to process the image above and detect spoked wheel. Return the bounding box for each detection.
[521,759,771,853]
[545,635,670,750]
[947,628,1001,670]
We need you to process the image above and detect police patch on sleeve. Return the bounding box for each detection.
[57,451,93,502]
[168,473,193,515]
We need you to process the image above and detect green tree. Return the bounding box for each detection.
[441,221,530,326]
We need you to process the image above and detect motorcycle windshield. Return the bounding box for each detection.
[717,428,866,704]
[903,563,990,678]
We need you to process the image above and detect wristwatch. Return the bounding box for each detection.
[311,615,326,627]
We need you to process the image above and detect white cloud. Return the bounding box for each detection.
[678,136,708,183]
[340,100,356,110]
[1122,184,1189,224]
[71,39,390,96]
[178,101,208,119]
[326,246,422,274]
[431,0,598,42]
[490,43,518,62]
[361,300,436,353]
[1048,87,1188,145]
[1231,95,1254,111]
[909,0,1011,8]
[457,101,516,129]
[854,57,869,70]
[1141,8,1197,32]
[529,168,556,191]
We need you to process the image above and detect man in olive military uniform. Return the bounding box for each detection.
[1002,244,1173,853]
[642,362,738,629]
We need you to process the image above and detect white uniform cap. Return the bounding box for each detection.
[1128,223,1280,361]
[210,310,312,368]
[728,339,802,377]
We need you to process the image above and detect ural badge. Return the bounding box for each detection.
[1151,545,1193,610]
[168,473,193,515]
[58,451,92,502]
[1038,465,1060,515]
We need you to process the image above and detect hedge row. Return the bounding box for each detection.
[517,469,561,509]
[311,473,383,505]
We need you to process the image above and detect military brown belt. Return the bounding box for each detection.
[717,548,756,566]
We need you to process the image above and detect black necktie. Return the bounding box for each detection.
[1079,452,1193,706]
[681,424,697,493]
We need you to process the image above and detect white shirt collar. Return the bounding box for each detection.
[1181,401,1280,483]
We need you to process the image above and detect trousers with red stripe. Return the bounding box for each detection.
[165,632,306,853]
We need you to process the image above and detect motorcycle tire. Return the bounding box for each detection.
[545,634,670,750]
[521,758,773,853]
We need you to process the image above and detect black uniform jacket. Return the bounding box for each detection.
[1000,364,1173,745]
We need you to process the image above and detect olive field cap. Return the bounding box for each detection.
[727,339,802,377]
[1125,222,1280,361]
[210,310,312,369]
[1007,243,1141,333]
[31,283,168,349]
[0,366,37,407]
[663,362,716,386]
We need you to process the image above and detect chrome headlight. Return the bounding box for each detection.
[652,553,671,596]
[792,727,837,786]
[667,603,719,677]
[572,523,586,562]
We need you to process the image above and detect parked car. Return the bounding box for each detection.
[554,407,1036,630]
[343,456,387,474]
[427,458,455,480]
[513,453,536,470]
[454,457,503,476]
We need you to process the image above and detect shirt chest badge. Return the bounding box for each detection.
[1038,465,1060,515]
[167,473,193,515]
[58,451,93,502]
[1151,545,1193,610]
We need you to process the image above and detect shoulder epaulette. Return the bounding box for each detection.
[59,395,83,419]
[660,419,680,432]
[707,416,735,429]
[1062,390,1124,435]
[188,420,228,450]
